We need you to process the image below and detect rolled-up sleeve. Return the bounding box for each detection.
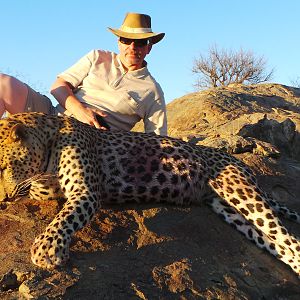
[57,50,95,88]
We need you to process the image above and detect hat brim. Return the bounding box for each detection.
[108,27,165,44]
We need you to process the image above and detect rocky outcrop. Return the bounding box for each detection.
[166,83,300,137]
[1,83,300,299]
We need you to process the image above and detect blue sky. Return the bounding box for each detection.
[1,0,300,104]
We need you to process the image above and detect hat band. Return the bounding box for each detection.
[120,25,152,34]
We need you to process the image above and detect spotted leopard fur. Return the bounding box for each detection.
[0,112,299,278]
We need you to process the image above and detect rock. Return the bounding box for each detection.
[18,270,80,299]
[238,115,297,157]
[0,270,18,292]
[18,277,52,299]
[133,83,300,159]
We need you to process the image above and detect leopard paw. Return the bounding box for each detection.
[30,232,71,269]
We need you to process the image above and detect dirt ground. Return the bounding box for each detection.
[0,154,300,299]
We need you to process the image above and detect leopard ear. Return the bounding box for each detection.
[9,124,28,142]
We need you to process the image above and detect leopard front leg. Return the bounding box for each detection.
[31,193,98,269]
[31,228,71,268]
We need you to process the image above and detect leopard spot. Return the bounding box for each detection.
[150,186,159,195]
[256,218,264,227]
[246,203,255,213]
[157,173,167,185]
[230,198,241,206]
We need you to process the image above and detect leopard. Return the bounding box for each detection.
[0,112,299,278]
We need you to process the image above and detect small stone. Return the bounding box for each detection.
[0,269,18,291]
[18,277,52,299]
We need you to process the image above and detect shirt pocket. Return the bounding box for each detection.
[114,93,139,115]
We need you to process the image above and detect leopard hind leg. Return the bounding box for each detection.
[264,195,300,224]
[208,163,300,278]
[207,196,300,277]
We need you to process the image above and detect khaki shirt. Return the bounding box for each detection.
[56,50,167,135]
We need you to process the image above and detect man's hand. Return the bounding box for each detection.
[50,78,110,130]
[95,114,111,130]
[71,104,109,130]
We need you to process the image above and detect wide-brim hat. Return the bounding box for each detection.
[108,12,165,44]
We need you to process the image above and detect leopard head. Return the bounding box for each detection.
[0,119,50,201]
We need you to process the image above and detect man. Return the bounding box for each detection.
[0,13,167,135]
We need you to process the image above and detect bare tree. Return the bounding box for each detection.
[290,76,300,88]
[192,45,274,90]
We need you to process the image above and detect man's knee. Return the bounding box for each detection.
[0,73,24,96]
[0,73,28,113]
[0,73,12,95]
[0,73,10,81]
[0,73,27,95]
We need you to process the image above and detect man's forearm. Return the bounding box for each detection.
[49,77,107,129]
[50,78,84,114]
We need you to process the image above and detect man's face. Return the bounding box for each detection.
[118,37,152,71]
